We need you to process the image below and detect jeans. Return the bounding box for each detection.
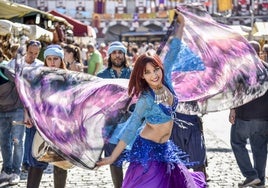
[231,118,268,184]
[22,127,31,167]
[0,108,25,175]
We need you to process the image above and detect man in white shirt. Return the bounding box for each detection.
[8,40,44,69]
[0,40,43,186]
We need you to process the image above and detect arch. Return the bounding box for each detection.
[142,20,163,31]
[104,23,130,42]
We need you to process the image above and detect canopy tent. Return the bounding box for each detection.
[49,10,95,38]
[28,25,53,42]
[0,19,53,42]
[0,0,72,29]
[0,0,46,19]
[252,22,268,40]
[0,19,30,36]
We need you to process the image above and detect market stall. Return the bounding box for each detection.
[0,19,52,42]
[28,25,53,42]
[0,0,74,44]
[0,19,30,36]
[49,10,96,44]
[252,22,268,41]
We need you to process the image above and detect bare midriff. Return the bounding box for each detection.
[140,121,173,143]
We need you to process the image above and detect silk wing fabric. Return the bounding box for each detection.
[160,5,268,115]
[15,64,130,169]
[14,4,268,170]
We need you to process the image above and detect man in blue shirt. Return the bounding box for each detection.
[97,41,131,79]
[97,41,132,188]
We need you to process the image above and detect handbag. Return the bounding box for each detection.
[32,131,74,170]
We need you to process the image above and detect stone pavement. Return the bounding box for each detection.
[0,123,266,188]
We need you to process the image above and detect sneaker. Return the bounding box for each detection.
[0,181,9,187]
[205,172,211,182]
[0,171,13,181]
[9,173,20,185]
[238,177,261,187]
[0,171,13,187]
[251,182,265,188]
[22,163,30,172]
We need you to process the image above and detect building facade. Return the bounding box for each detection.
[13,0,268,43]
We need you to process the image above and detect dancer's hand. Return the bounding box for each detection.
[96,156,115,166]
[174,9,185,25]
[174,9,185,39]
[24,109,33,128]
[229,109,236,125]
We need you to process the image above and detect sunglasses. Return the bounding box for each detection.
[27,40,41,48]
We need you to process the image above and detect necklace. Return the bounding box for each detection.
[153,86,170,104]
[149,84,178,117]
[109,68,126,78]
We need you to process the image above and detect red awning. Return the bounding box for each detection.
[49,10,93,37]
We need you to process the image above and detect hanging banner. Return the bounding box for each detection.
[218,0,233,12]
[168,9,175,23]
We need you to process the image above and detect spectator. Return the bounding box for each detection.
[80,44,88,72]
[229,40,268,187]
[0,62,24,186]
[63,44,84,72]
[146,43,156,55]
[86,43,103,76]
[9,44,20,60]
[7,40,43,69]
[130,45,139,67]
[99,42,108,60]
[0,48,9,65]
[97,41,132,188]
[26,44,68,188]
[0,40,43,186]
[7,40,44,174]
[262,43,268,63]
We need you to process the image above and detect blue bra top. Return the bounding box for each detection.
[149,83,179,118]
[119,38,182,145]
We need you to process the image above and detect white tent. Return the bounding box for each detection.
[0,19,30,36]
[0,20,53,42]
[28,25,53,42]
[252,22,268,40]
[0,19,12,35]
[0,1,72,29]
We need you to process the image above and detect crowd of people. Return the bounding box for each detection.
[0,8,268,188]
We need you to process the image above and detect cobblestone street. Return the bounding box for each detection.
[1,110,267,188]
